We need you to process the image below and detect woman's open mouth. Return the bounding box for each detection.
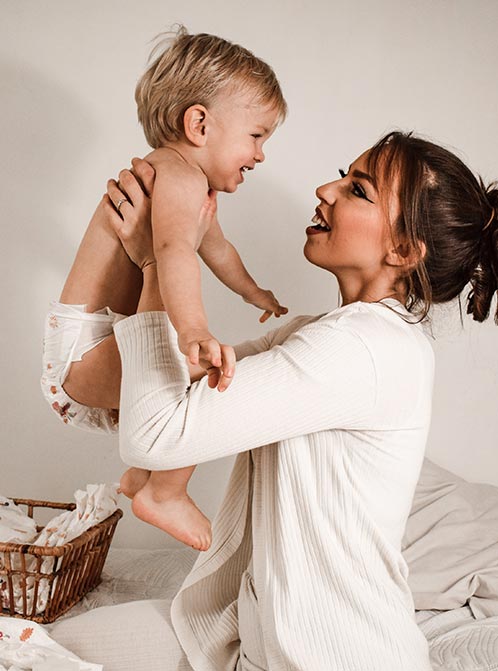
[306,212,331,234]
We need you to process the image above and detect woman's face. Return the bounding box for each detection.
[304,150,400,291]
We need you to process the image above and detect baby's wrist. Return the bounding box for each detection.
[178,323,210,339]
[241,283,261,302]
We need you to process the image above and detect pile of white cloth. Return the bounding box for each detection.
[0,485,119,616]
[0,616,102,670]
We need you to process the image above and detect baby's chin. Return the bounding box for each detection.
[210,182,238,194]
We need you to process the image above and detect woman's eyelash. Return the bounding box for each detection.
[352,183,368,199]
[338,168,368,200]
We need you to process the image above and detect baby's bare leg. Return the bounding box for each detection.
[119,467,151,497]
[61,192,144,408]
[131,467,212,552]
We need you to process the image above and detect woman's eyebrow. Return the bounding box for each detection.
[348,165,377,189]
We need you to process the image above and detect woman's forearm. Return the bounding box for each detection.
[114,311,377,470]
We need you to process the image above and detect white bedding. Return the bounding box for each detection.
[417,607,498,671]
[5,456,498,669]
[40,547,498,671]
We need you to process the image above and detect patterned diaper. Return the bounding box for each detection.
[41,302,126,434]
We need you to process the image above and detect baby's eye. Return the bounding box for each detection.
[251,133,262,139]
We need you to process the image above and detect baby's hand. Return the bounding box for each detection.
[243,288,289,324]
[179,330,235,392]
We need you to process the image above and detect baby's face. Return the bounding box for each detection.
[203,90,279,193]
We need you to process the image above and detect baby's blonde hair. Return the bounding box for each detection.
[135,26,287,148]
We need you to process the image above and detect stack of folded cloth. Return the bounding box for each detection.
[0,485,119,616]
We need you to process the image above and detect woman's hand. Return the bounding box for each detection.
[105,157,156,270]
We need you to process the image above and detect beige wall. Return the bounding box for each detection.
[2,0,498,549]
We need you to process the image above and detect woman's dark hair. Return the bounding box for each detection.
[368,131,498,323]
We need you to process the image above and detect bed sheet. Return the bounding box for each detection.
[48,548,498,671]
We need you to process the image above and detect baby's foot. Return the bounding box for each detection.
[131,482,212,551]
[119,467,150,499]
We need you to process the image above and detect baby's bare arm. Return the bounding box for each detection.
[151,161,208,321]
[199,216,289,323]
[150,160,230,367]
[198,219,260,300]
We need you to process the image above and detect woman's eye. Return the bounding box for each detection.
[339,167,373,202]
[352,182,368,199]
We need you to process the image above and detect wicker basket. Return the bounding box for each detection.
[0,498,122,623]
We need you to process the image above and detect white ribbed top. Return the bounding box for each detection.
[114,301,434,671]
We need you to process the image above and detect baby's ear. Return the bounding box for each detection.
[183,104,208,147]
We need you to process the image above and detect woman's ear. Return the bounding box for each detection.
[183,104,208,147]
[386,238,426,271]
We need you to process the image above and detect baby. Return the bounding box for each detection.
[115,28,288,551]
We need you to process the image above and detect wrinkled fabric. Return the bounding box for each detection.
[0,617,101,670]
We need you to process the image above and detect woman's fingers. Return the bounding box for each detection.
[102,193,125,230]
[131,157,155,197]
[106,176,154,269]
[116,168,148,208]
[106,178,131,216]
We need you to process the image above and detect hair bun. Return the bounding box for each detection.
[467,186,498,322]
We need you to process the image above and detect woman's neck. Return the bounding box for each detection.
[337,274,407,307]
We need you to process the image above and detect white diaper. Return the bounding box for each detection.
[40,302,126,434]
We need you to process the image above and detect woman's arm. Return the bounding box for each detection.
[114,309,377,470]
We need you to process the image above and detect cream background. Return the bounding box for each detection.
[2,0,497,549]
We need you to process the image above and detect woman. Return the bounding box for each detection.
[42,131,498,670]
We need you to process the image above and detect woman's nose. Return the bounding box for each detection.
[315,181,337,204]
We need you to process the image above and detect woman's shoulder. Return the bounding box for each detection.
[265,313,322,347]
[267,300,433,361]
[267,303,394,346]
[317,300,423,334]
[285,301,433,357]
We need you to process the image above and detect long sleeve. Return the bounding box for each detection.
[114,311,376,470]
